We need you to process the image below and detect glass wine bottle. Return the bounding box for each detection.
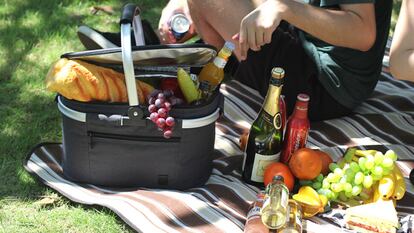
[242,67,285,186]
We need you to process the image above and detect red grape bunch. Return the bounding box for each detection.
[147,90,183,138]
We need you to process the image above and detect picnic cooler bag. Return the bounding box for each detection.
[57,4,222,189]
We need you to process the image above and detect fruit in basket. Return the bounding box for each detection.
[161,78,184,99]
[177,68,201,103]
[263,162,295,191]
[288,148,322,180]
[147,91,177,139]
[315,150,333,175]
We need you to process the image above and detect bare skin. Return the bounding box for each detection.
[390,0,414,81]
[157,0,196,44]
[184,0,375,60]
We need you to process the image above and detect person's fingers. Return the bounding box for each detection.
[239,23,248,60]
[255,29,264,49]
[247,27,258,52]
[264,30,272,44]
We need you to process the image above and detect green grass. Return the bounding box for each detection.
[0,0,165,232]
[0,1,403,232]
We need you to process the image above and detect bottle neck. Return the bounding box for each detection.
[213,46,232,68]
[291,101,309,119]
[262,84,282,117]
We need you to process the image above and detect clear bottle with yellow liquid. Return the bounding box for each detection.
[198,41,235,99]
[261,175,289,230]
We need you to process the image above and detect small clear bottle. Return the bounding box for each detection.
[278,200,303,233]
[261,175,289,229]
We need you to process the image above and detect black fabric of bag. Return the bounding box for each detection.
[60,93,221,189]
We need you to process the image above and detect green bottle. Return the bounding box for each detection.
[242,67,285,186]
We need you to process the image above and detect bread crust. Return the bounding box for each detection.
[46,58,152,103]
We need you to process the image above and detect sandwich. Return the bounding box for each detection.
[344,200,399,233]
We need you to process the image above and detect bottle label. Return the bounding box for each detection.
[213,57,227,68]
[281,127,309,163]
[246,206,261,219]
[273,113,282,130]
[250,152,280,182]
[190,74,200,88]
[199,80,212,92]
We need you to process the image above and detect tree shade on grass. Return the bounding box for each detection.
[0,0,400,232]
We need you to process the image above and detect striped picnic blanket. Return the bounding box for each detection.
[25,67,414,232]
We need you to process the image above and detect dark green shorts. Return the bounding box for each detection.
[234,23,352,121]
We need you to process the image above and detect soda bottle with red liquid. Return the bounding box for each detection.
[280,94,310,164]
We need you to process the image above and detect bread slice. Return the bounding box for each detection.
[345,200,398,233]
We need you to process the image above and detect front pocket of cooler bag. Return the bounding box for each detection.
[87,132,180,188]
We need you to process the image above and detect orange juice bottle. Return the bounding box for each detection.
[198,41,235,99]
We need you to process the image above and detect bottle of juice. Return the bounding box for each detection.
[261,175,289,230]
[280,94,310,164]
[198,41,235,99]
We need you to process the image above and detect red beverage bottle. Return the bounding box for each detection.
[280,94,310,164]
[243,192,269,233]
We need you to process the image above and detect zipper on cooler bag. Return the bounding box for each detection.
[88,131,180,149]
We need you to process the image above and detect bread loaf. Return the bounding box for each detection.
[45,58,154,103]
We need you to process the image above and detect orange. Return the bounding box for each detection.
[288,148,322,180]
[315,150,333,175]
[263,162,295,191]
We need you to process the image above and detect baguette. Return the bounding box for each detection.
[45,58,153,103]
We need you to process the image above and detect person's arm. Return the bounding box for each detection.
[237,0,376,60]
[389,0,414,81]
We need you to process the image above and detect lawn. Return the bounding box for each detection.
[0,1,165,232]
[0,1,403,232]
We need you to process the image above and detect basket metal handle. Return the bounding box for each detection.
[120,3,145,107]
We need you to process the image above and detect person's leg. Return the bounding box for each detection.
[234,25,352,121]
[187,0,265,58]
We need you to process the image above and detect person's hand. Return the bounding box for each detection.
[235,0,286,60]
[158,0,195,44]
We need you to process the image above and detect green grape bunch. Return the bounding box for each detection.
[300,149,399,202]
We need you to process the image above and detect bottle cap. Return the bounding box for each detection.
[224,41,236,51]
[271,67,285,79]
[297,93,310,102]
[273,175,284,182]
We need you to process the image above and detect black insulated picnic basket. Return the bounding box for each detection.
[57,4,222,189]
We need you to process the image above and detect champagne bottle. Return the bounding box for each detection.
[242,67,285,186]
